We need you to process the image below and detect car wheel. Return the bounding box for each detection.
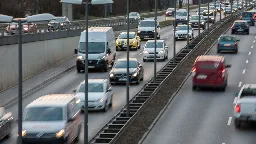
[192,85,197,91]
[234,50,238,54]
[138,43,141,49]
[74,126,81,142]
[109,96,113,107]
[77,67,81,73]
[136,78,140,84]
[235,119,241,129]
[143,59,146,62]
[220,85,226,91]
[103,63,108,72]
[217,50,221,54]
[141,75,144,81]
[103,101,109,112]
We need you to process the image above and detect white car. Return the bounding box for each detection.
[143,40,168,62]
[174,24,194,40]
[126,12,140,20]
[74,79,113,112]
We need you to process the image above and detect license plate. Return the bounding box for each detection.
[194,25,198,26]
[144,36,149,38]
[88,103,94,107]
[237,28,243,31]
[224,44,231,46]
[148,55,154,58]
[88,66,95,68]
[119,78,127,81]
[197,75,207,79]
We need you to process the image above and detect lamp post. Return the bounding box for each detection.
[126,0,130,117]
[198,0,201,36]
[0,13,55,144]
[214,0,216,21]
[59,0,113,143]
[154,0,157,82]
[207,0,209,30]
[187,0,190,47]
[173,0,177,63]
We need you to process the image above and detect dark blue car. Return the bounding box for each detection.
[241,12,254,26]
[231,20,249,34]
[217,35,240,54]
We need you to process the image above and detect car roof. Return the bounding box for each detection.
[117,58,137,61]
[27,94,75,108]
[120,32,136,35]
[80,79,107,84]
[141,19,154,21]
[243,84,256,89]
[146,40,165,42]
[195,55,224,62]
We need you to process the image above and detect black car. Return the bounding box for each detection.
[109,58,144,84]
[202,10,215,23]
[0,107,12,141]
[189,15,206,30]
[48,16,70,31]
[231,20,249,34]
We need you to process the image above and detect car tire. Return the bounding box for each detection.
[141,75,144,81]
[136,77,140,84]
[247,31,250,35]
[109,96,113,107]
[234,50,238,54]
[235,119,241,129]
[74,126,81,142]
[103,62,108,72]
[143,59,146,62]
[217,50,221,53]
[138,43,141,49]
[192,85,197,90]
[103,101,109,112]
[77,67,82,73]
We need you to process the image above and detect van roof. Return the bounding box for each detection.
[117,58,137,61]
[120,32,136,35]
[147,40,165,42]
[234,20,247,22]
[195,55,224,62]
[80,79,107,84]
[83,27,112,32]
[27,94,75,108]
[177,9,187,11]
[243,84,256,89]
[141,19,154,21]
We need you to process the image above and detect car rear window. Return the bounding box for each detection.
[234,22,247,26]
[197,62,219,69]
[242,12,253,17]
[219,36,236,41]
[241,88,256,97]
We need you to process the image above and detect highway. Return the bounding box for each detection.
[0,11,222,143]
[141,25,256,144]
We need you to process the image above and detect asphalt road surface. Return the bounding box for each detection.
[0,11,222,143]
[142,25,256,144]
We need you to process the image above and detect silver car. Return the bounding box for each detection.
[75,79,113,112]
[143,40,168,61]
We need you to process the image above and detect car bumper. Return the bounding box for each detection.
[203,17,215,22]
[217,46,237,51]
[143,53,165,60]
[22,137,66,144]
[116,44,137,50]
[190,23,203,28]
[193,80,226,88]
[235,116,256,122]
[175,19,188,25]
[175,34,192,40]
[110,76,139,84]
[79,101,106,111]
[138,32,155,39]
[76,59,107,70]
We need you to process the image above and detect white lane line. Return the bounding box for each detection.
[249,52,251,55]
[222,143,225,144]
[238,81,242,87]
[255,36,256,38]
[242,69,246,74]
[254,40,255,43]
[246,60,249,63]
[251,45,254,48]
[227,117,232,125]
[234,97,238,104]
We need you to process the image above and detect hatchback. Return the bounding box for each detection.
[192,55,231,91]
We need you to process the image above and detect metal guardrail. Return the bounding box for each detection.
[88,12,240,144]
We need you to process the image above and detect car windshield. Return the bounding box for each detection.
[114,60,137,68]
[119,33,136,39]
[176,12,187,16]
[79,83,104,92]
[129,12,137,16]
[197,62,218,70]
[177,26,189,30]
[23,107,63,121]
[219,36,236,41]
[78,42,105,54]
[145,42,164,48]
[241,88,256,97]
[139,21,155,27]
[56,17,66,22]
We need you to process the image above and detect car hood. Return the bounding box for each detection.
[138,27,154,31]
[116,38,136,44]
[144,48,163,53]
[75,92,105,101]
[110,68,137,74]
[23,121,66,133]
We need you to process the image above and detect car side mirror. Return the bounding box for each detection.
[225,64,231,68]
[107,87,112,92]
[136,26,138,28]
[165,46,168,49]
[68,117,74,122]
[74,49,78,54]
[107,48,111,54]
[115,37,118,40]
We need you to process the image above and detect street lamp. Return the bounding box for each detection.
[59,0,113,143]
[0,13,55,144]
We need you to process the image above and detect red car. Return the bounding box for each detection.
[192,55,231,91]
[5,18,37,34]
[165,8,174,20]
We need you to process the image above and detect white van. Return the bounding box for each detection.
[75,27,116,72]
[21,94,81,144]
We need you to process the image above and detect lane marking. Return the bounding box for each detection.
[242,69,246,74]
[233,97,238,104]
[246,60,249,63]
[238,81,242,87]
[255,36,256,38]
[254,40,255,43]
[227,117,232,125]
[251,45,254,48]
[249,52,251,55]
[222,143,225,144]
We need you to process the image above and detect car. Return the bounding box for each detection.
[240,12,254,26]
[109,58,144,84]
[75,27,116,72]
[174,24,194,40]
[165,8,175,20]
[21,94,81,144]
[233,84,256,128]
[137,19,160,40]
[197,7,207,15]
[48,16,70,31]
[189,15,206,30]
[232,5,238,11]
[174,9,188,26]
[126,12,141,20]
[0,107,12,141]
[231,20,250,34]
[224,7,234,14]
[202,10,216,23]
[115,32,141,51]
[142,40,168,62]
[217,35,240,53]
[74,79,113,112]
[5,21,37,34]
[192,55,231,91]
[209,6,217,14]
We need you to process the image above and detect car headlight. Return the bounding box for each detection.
[132,72,138,77]
[98,98,104,103]
[98,56,105,60]
[110,73,114,77]
[152,30,155,32]
[17,130,27,137]
[56,129,65,138]
[138,31,141,33]
[24,28,28,30]
[61,23,64,26]
[77,56,84,60]
[211,17,214,19]
[143,50,149,54]
[158,50,164,53]
[189,22,192,24]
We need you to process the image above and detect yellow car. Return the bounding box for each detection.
[115,32,141,51]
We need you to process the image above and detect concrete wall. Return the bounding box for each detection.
[0,36,79,91]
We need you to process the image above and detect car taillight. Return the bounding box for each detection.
[221,68,226,77]
[192,66,196,76]
[217,43,220,47]
[234,42,238,47]
[235,105,240,113]
[239,16,242,19]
